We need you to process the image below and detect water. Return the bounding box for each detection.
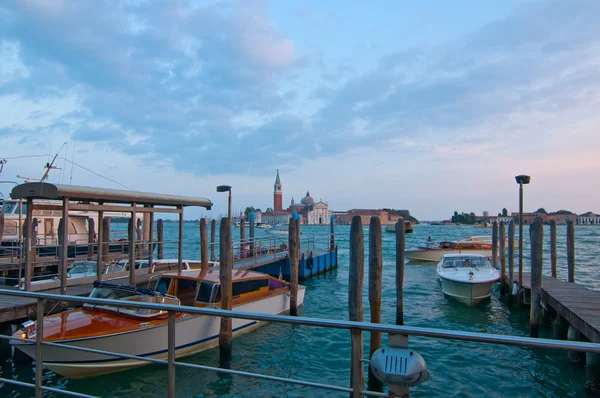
[2,224,599,397]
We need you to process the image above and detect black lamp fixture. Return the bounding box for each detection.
[216,185,232,220]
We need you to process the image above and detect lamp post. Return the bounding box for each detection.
[216,185,232,221]
[515,175,531,297]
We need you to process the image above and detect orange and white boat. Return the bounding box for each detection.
[405,236,494,263]
[11,269,305,378]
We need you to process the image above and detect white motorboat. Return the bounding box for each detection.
[12,269,305,378]
[436,254,500,306]
[265,225,289,236]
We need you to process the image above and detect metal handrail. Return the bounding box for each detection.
[3,288,600,397]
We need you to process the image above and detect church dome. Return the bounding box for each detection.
[301,191,314,205]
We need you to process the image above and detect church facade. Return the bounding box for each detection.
[261,170,332,225]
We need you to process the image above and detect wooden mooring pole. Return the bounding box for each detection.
[529,218,543,337]
[492,221,498,271]
[368,217,383,391]
[249,213,255,257]
[499,222,506,295]
[507,221,515,308]
[0,212,4,244]
[396,218,406,326]
[550,220,557,278]
[219,217,233,366]
[349,216,364,398]
[157,219,164,260]
[87,217,95,261]
[128,217,136,287]
[210,219,216,261]
[288,218,300,316]
[330,215,335,252]
[200,218,208,271]
[567,220,575,283]
[240,217,246,247]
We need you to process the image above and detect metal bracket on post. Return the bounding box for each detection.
[370,333,429,397]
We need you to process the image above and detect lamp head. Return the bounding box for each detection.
[216,185,232,192]
[515,175,531,185]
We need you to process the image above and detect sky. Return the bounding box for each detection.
[1,0,599,221]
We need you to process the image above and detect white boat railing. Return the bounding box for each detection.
[1,289,600,398]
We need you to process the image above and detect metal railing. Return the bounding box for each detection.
[2,289,600,398]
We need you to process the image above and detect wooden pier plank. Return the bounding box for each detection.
[513,272,600,343]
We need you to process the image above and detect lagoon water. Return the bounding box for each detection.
[2,223,599,397]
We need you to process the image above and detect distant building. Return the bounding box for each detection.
[261,171,331,225]
[577,212,600,225]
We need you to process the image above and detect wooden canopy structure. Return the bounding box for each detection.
[10,182,213,293]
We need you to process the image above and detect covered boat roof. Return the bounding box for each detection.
[10,182,212,209]
[162,268,273,283]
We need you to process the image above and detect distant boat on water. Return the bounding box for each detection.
[384,221,414,234]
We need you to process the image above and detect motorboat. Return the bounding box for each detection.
[12,269,305,378]
[405,236,493,263]
[384,221,414,234]
[256,223,271,229]
[265,225,289,237]
[436,254,500,306]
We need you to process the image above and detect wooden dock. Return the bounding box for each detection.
[512,273,600,343]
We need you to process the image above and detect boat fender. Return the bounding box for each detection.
[307,255,314,269]
[512,281,518,296]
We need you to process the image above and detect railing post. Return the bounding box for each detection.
[167,310,176,398]
[368,216,383,391]
[147,207,154,274]
[530,218,543,337]
[35,297,44,398]
[24,198,34,291]
[349,216,364,398]
[60,197,69,295]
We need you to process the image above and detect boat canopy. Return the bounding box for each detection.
[10,182,212,209]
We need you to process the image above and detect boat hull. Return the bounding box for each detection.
[406,248,492,263]
[438,277,495,307]
[12,287,306,378]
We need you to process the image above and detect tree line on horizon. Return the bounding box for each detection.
[451,207,578,224]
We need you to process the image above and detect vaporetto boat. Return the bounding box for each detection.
[436,253,500,307]
[12,269,305,378]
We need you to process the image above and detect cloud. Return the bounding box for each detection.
[1,0,600,219]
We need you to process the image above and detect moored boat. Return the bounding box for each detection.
[265,225,289,236]
[405,236,494,263]
[11,269,304,378]
[384,221,414,233]
[436,254,500,306]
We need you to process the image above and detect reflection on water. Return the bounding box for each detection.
[1,224,597,397]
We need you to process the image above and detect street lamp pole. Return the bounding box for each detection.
[216,185,232,221]
[515,175,530,298]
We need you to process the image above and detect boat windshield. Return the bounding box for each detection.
[69,262,96,275]
[1,201,20,215]
[442,257,491,269]
[89,287,138,300]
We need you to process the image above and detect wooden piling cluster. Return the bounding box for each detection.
[347,215,407,397]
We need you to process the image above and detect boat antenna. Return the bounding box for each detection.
[0,159,6,176]
[40,142,67,182]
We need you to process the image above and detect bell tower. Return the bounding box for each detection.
[274,169,282,211]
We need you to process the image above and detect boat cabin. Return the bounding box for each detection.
[152,269,289,307]
[441,255,492,269]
